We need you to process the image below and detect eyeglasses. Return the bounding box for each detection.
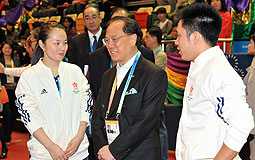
[3,47,11,50]
[84,15,100,21]
[27,39,38,46]
[102,35,129,45]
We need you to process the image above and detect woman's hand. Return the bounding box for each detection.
[64,135,84,158]
[47,143,68,160]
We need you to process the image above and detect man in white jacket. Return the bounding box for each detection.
[175,3,254,159]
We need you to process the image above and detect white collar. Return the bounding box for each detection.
[88,27,102,41]
[116,52,139,71]
[193,46,222,65]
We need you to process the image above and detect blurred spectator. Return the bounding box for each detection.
[5,21,19,44]
[242,33,255,160]
[144,26,168,160]
[156,0,176,13]
[101,0,123,26]
[145,26,167,69]
[71,0,87,14]
[63,0,88,18]
[32,0,58,18]
[32,21,42,30]
[0,0,5,17]
[63,16,77,42]
[0,27,5,44]
[208,0,233,53]
[165,20,179,53]
[154,7,173,37]
[0,95,8,159]
[0,41,20,146]
[16,35,30,66]
[2,0,18,14]
[18,21,30,41]
[110,7,129,19]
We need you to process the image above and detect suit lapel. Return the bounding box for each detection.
[98,30,106,50]
[83,32,91,53]
[107,56,145,118]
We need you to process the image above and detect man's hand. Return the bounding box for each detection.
[98,145,116,160]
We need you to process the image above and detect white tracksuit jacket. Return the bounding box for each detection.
[15,59,92,160]
[176,46,254,160]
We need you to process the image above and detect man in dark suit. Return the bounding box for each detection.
[90,45,154,100]
[92,16,167,160]
[67,5,105,75]
[89,7,155,100]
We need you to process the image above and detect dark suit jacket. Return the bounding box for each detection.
[89,45,155,99]
[67,30,106,73]
[91,55,167,160]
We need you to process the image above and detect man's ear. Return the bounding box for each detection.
[129,34,137,46]
[191,31,201,45]
[152,36,157,42]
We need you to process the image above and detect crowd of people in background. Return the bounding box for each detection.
[0,0,254,160]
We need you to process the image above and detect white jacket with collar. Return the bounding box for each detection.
[15,59,92,159]
[176,46,254,159]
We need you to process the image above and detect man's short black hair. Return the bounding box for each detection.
[178,3,222,46]
[108,16,142,46]
[157,7,167,15]
[147,26,162,44]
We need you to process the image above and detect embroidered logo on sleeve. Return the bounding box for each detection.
[85,88,92,113]
[72,82,79,94]
[216,97,228,124]
[16,94,30,125]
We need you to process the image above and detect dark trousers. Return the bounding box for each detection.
[239,134,254,160]
[0,126,7,149]
[2,89,18,142]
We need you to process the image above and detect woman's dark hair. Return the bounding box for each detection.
[0,41,14,58]
[207,0,228,12]
[157,7,167,15]
[31,22,65,65]
[6,21,15,32]
[63,16,74,29]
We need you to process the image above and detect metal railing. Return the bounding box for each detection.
[161,38,233,53]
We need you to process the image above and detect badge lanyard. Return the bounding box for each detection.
[5,59,15,83]
[154,48,162,56]
[55,76,61,97]
[106,75,117,118]
[105,52,141,119]
[110,59,113,68]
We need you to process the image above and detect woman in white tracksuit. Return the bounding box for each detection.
[15,22,92,160]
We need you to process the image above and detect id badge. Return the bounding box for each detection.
[6,75,14,83]
[105,119,120,144]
